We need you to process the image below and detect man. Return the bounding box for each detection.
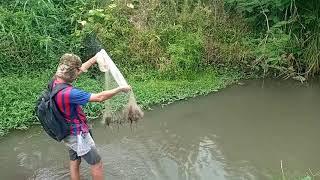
[53,53,131,180]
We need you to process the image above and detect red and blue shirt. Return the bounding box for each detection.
[53,80,91,135]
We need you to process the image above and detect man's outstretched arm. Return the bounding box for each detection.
[89,86,131,102]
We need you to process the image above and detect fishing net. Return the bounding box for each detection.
[97,50,144,126]
[81,34,144,126]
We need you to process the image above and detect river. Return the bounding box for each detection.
[0,79,319,179]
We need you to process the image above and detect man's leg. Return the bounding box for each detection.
[70,159,81,180]
[82,148,103,180]
[91,161,104,180]
[69,149,81,180]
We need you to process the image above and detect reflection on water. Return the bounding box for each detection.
[191,137,226,180]
[1,79,320,179]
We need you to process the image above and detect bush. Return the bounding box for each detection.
[225,0,320,78]
[0,0,75,75]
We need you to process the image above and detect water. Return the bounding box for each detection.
[1,79,320,179]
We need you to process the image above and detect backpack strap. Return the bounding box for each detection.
[48,80,70,98]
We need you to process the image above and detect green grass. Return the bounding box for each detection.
[131,69,241,108]
[0,68,242,136]
[0,71,52,136]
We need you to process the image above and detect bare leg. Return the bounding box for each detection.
[70,160,81,180]
[91,161,104,180]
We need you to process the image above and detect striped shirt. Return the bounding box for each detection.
[53,80,91,135]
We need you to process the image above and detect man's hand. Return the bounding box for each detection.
[96,52,108,72]
[118,85,131,93]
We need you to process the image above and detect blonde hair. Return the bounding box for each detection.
[55,53,82,83]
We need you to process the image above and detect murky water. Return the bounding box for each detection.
[1,79,320,180]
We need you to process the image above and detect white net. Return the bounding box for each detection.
[97,50,144,126]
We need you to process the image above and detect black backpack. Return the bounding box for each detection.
[35,80,70,141]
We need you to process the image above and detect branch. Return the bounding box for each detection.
[261,9,270,32]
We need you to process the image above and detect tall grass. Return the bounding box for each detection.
[225,0,320,78]
[1,0,319,77]
[301,1,320,77]
[0,0,80,75]
[74,0,250,77]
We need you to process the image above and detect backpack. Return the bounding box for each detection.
[35,80,70,141]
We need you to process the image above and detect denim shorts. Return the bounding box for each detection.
[69,147,101,165]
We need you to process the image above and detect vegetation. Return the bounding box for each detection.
[0,0,319,137]
[225,0,320,79]
[0,69,241,136]
[0,0,318,178]
[0,0,248,136]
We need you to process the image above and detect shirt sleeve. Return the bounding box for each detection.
[69,88,91,105]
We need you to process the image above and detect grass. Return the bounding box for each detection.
[0,68,242,136]
[130,69,241,108]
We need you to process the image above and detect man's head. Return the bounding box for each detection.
[55,53,82,83]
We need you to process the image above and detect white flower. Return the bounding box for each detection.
[127,3,134,9]
[109,4,117,8]
[78,20,87,26]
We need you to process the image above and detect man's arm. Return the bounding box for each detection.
[79,56,97,74]
[89,86,131,102]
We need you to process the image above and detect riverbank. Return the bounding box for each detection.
[0,68,243,136]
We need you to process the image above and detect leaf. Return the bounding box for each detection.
[292,76,306,83]
[301,176,312,180]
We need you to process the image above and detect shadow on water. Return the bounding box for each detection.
[1,79,320,179]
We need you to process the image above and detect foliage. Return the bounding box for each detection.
[0,70,105,136]
[0,0,252,76]
[0,71,52,136]
[1,0,319,136]
[0,0,75,75]
[0,0,245,135]
[225,0,320,78]
[72,0,250,76]
[0,68,241,136]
